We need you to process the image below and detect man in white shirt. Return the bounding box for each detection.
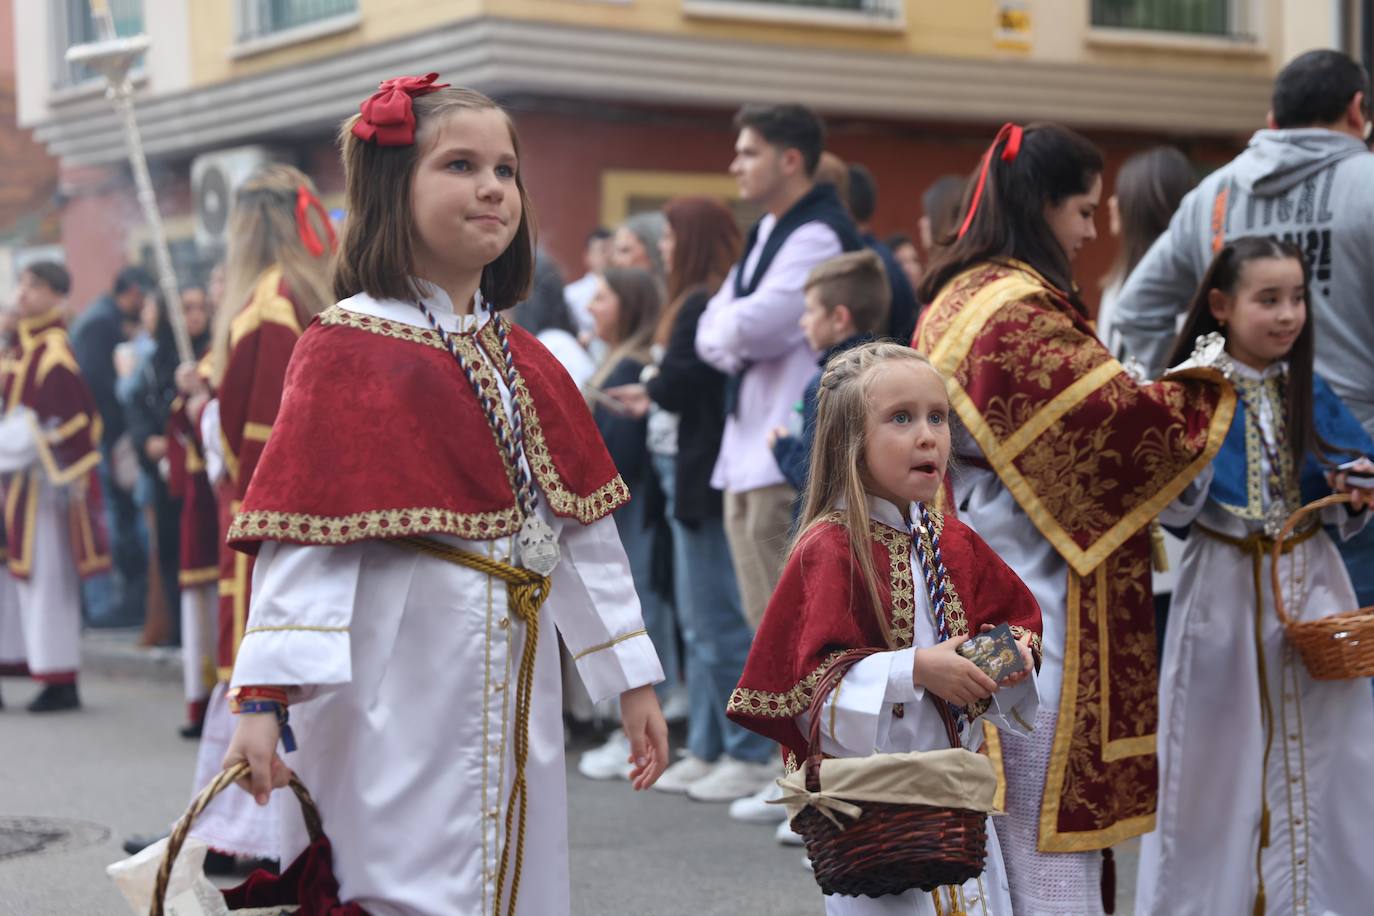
[696,104,863,631]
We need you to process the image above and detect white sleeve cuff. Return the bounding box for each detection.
[573,630,663,704]
[884,647,922,704]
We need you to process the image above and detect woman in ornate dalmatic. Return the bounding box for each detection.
[0,262,109,713]
[913,123,1236,915]
[179,163,336,860]
[222,79,667,915]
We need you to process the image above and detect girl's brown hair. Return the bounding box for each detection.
[919,123,1103,314]
[333,87,535,309]
[1165,235,1355,483]
[587,267,663,391]
[794,341,946,646]
[1102,146,1197,291]
[656,196,741,346]
[213,163,334,385]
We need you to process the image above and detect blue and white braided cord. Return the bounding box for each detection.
[914,502,964,732]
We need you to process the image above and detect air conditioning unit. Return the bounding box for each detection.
[191,145,275,252]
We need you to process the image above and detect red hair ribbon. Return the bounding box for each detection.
[351,72,450,147]
[957,122,1024,240]
[295,186,337,258]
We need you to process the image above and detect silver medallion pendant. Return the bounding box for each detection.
[516,515,560,576]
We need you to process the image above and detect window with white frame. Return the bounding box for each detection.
[51,0,144,88]
[1091,0,1257,41]
[236,0,359,44]
[684,0,903,27]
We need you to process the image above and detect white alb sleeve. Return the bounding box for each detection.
[549,513,664,704]
[230,541,362,690]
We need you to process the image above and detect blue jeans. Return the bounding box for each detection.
[653,454,773,763]
[1339,520,1374,608]
[611,484,680,695]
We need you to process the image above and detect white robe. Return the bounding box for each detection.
[805,499,1040,916]
[229,289,664,916]
[1136,362,1374,916]
[0,408,83,679]
[953,453,1105,916]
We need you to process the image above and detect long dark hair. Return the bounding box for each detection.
[1103,147,1197,290]
[657,196,741,345]
[1166,236,1352,480]
[918,123,1103,313]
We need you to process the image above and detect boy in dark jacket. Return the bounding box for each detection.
[768,249,891,492]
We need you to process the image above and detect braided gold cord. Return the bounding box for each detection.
[392,535,551,916]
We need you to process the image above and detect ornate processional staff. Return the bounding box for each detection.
[65,0,193,363]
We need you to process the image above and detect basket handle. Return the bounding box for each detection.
[1270,493,1352,628]
[149,762,323,916]
[801,647,961,794]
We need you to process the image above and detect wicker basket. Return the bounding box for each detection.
[150,762,322,916]
[1271,493,1374,680]
[793,648,989,898]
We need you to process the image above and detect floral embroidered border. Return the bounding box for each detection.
[228,504,524,545]
[727,649,848,721]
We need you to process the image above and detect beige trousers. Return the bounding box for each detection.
[723,484,797,630]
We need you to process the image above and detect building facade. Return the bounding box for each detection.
[8,0,1365,310]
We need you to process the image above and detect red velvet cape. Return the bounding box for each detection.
[166,391,219,586]
[727,509,1042,767]
[216,267,308,676]
[226,305,628,553]
[0,308,110,581]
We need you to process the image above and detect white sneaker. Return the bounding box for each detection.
[728,779,788,823]
[686,757,775,803]
[652,754,718,794]
[577,731,632,781]
[775,818,804,846]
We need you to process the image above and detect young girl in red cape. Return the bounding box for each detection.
[728,342,1042,915]
[221,77,668,915]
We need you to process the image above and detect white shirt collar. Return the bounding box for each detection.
[835,494,918,531]
[1231,358,1287,381]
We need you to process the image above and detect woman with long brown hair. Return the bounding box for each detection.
[607,196,778,803]
[1097,146,1197,358]
[914,122,1235,913]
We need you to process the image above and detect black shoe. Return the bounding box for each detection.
[178,720,204,739]
[203,850,237,876]
[122,831,169,856]
[27,683,80,713]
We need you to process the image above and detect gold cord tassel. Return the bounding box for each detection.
[392,536,552,916]
[1150,520,1169,573]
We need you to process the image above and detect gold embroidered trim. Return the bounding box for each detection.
[871,521,916,648]
[727,649,848,720]
[228,504,524,545]
[178,566,219,587]
[243,422,273,443]
[1217,374,1300,522]
[47,413,89,444]
[478,320,631,524]
[319,305,447,348]
[572,628,649,661]
[243,624,350,635]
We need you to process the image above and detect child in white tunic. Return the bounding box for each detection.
[729,344,1043,915]
[222,79,668,916]
[1135,236,1374,916]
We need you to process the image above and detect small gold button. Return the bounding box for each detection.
[498,617,510,630]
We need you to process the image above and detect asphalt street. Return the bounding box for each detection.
[0,673,1138,915]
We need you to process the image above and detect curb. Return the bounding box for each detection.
[81,629,184,685]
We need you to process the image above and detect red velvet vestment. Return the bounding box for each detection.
[727,509,1042,769]
[226,306,628,553]
[915,260,1235,852]
[166,370,219,588]
[215,268,310,678]
[0,308,110,581]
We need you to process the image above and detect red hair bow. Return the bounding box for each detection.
[957,122,1024,240]
[351,73,450,147]
[295,186,337,258]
